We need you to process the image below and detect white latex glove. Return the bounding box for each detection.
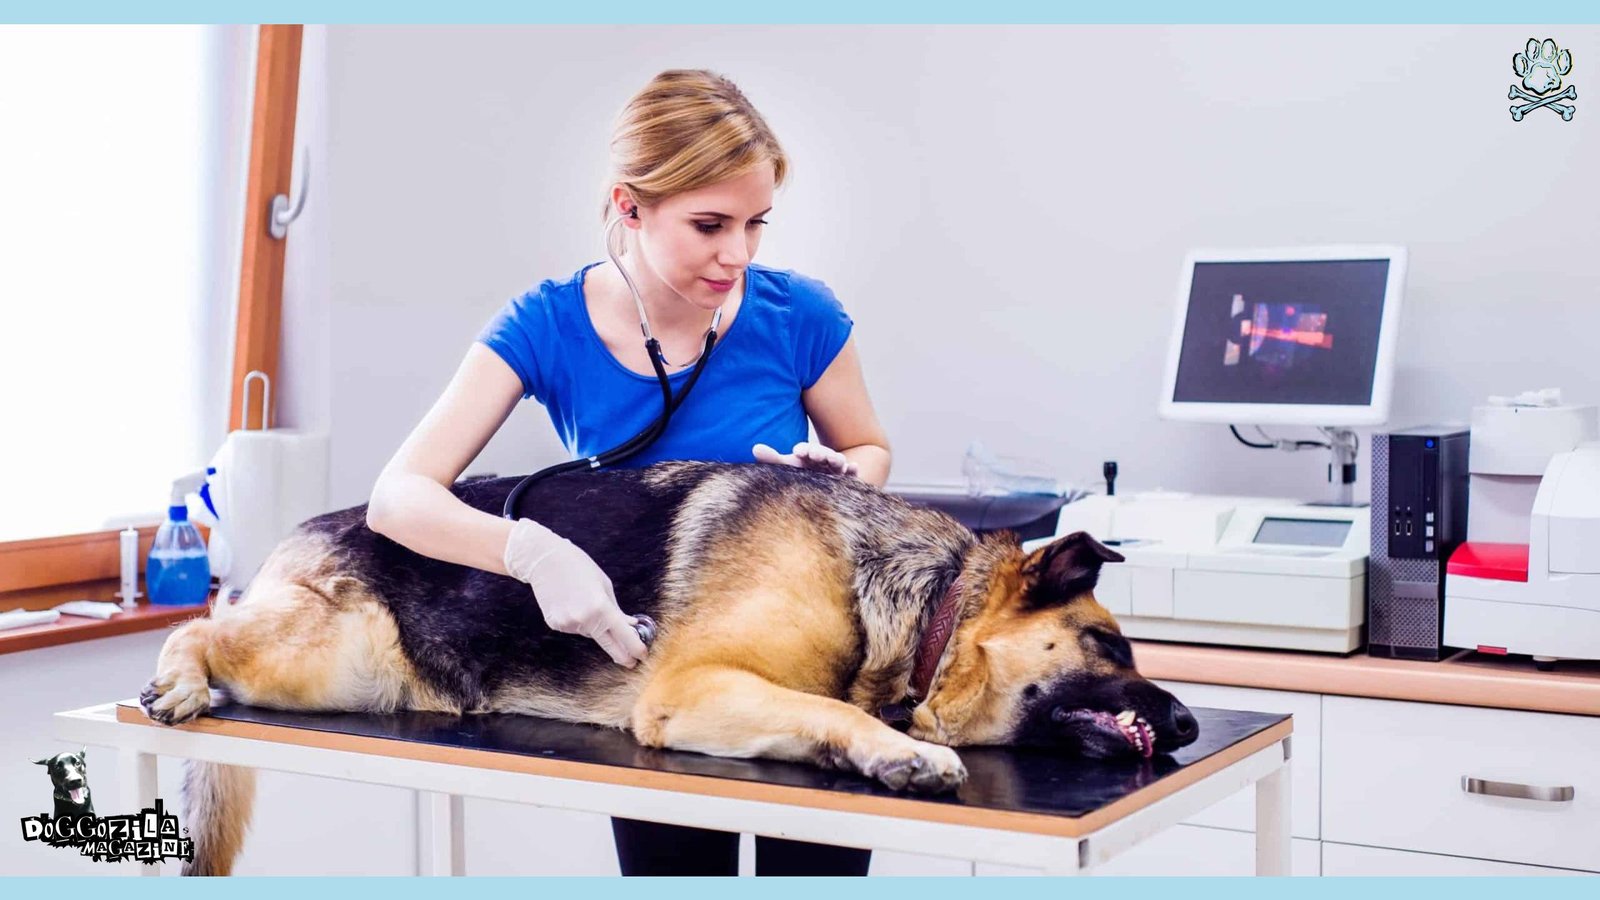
[752,441,860,478]
[503,518,648,668]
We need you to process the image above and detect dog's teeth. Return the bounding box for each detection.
[1116,710,1136,726]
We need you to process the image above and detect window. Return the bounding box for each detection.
[0,25,254,542]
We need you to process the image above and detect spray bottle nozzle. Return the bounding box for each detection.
[169,471,210,520]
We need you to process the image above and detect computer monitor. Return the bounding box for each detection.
[1158,245,1406,427]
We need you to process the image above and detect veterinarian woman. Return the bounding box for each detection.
[366,69,891,876]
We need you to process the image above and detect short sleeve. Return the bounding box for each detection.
[788,272,854,390]
[476,287,554,404]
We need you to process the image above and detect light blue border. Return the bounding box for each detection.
[3,1,1600,24]
[6,0,1597,896]
[13,875,1600,896]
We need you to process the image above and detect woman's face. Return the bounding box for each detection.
[625,166,775,312]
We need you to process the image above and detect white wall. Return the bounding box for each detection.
[279,25,1599,510]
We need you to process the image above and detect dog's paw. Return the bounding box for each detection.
[862,739,967,793]
[139,675,211,726]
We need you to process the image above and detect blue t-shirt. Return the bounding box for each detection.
[477,261,854,468]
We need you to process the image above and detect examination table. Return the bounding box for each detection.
[54,700,1292,876]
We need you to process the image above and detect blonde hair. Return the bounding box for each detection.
[603,70,788,251]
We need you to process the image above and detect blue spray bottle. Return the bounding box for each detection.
[147,472,212,606]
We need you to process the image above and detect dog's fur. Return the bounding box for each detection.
[141,461,1197,875]
[34,748,95,819]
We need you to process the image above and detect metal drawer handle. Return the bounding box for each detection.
[1462,776,1575,802]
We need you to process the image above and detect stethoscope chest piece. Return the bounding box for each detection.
[632,614,657,646]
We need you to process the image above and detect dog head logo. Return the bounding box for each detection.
[1510,38,1576,122]
[912,532,1199,759]
[34,747,94,817]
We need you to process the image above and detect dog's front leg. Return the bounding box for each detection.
[632,666,966,793]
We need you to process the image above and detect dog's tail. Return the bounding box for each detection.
[179,760,257,876]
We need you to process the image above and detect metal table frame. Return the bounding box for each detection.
[56,700,1292,876]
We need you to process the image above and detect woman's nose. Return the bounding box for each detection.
[718,234,752,268]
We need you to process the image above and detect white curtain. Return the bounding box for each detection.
[0,25,254,541]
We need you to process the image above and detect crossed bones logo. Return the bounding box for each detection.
[1510,38,1576,121]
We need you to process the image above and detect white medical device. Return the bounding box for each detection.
[1032,493,1369,653]
[1158,245,1407,505]
[1444,400,1600,665]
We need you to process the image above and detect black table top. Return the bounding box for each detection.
[191,703,1288,821]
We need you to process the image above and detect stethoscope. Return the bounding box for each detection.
[500,210,728,645]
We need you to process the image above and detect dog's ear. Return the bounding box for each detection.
[33,758,50,766]
[1021,531,1124,607]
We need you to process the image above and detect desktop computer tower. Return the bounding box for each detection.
[1368,427,1470,660]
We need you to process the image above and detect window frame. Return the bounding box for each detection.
[0,24,302,595]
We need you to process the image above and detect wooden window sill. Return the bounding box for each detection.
[0,578,208,656]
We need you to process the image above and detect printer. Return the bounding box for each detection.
[1444,396,1600,666]
[1028,493,1369,653]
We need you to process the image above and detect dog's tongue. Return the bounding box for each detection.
[70,787,85,804]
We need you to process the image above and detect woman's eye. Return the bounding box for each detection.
[695,219,768,234]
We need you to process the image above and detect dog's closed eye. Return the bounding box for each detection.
[1082,628,1134,668]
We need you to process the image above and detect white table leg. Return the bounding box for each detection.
[1254,743,1292,876]
[417,791,464,876]
[117,749,160,877]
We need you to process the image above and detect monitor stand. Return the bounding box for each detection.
[1305,427,1364,507]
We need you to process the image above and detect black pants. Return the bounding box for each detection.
[611,816,872,876]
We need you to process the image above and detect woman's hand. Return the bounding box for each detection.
[752,441,861,478]
[503,518,649,668]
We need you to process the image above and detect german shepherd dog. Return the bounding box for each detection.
[34,748,95,819]
[140,461,1198,875]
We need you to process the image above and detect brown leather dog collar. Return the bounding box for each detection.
[877,573,964,729]
[909,575,964,701]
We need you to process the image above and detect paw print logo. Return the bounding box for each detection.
[1510,38,1576,121]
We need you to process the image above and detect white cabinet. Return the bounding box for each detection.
[1095,825,1321,876]
[1323,695,1600,873]
[974,827,1320,876]
[1155,680,1321,838]
[1323,842,1596,876]
[867,849,973,876]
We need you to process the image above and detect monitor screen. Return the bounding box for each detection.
[1170,259,1391,407]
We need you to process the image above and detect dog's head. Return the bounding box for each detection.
[34,747,93,806]
[911,532,1198,759]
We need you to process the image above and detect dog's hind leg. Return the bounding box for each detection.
[142,617,224,725]
[143,579,449,726]
[632,665,968,794]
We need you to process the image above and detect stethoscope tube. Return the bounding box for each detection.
[500,214,724,521]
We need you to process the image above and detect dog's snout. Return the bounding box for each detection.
[1169,701,1198,742]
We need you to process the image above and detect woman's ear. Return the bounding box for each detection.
[610,185,642,228]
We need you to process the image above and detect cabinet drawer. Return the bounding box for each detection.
[1154,681,1320,839]
[1323,842,1596,876]
[1323,696,1600,872]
